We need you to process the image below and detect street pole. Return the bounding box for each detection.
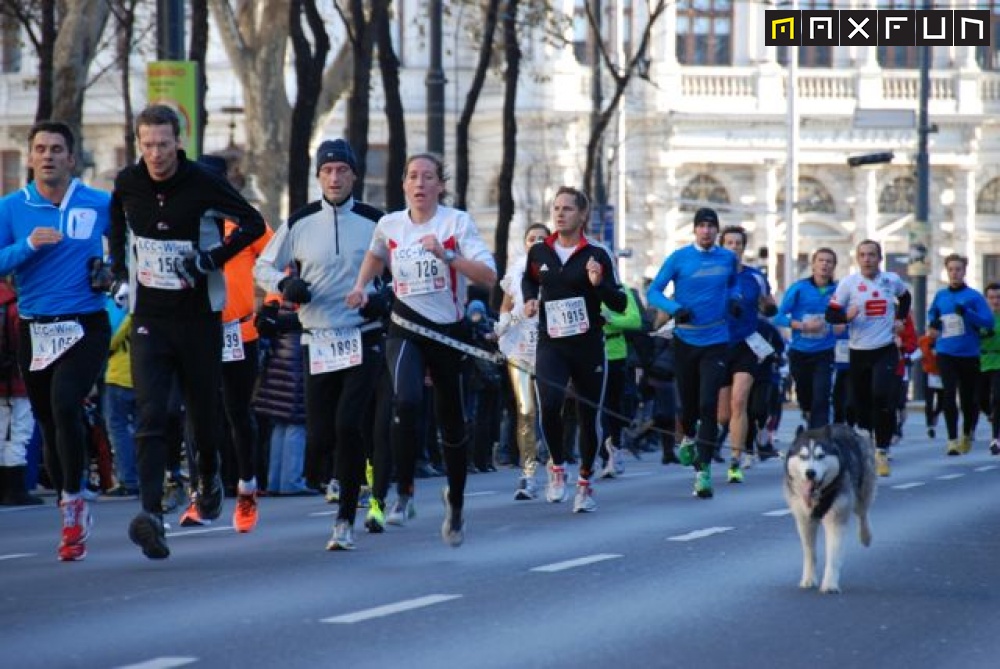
[591,0,607,246]
[782,1,799,295]
[426,0,446,155]
[910,30,932,401]
[156,0,184,60]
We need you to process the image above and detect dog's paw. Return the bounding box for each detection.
[819,582,842,594]
[859,527,872,547]
[799,577,817,589]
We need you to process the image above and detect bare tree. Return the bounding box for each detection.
[342,0,376,199]
[493,0,520,292]
[1,0,58,121]
[189,0,209,157]
[287,0,330,213]
[581,0,666,198]
[372,0,404,211]
[50,0,110,146]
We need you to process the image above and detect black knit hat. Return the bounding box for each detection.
[315,139,358,175]
[693,207,720,227]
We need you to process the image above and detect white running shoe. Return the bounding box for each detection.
[546,464,567,503]
[572,480,596,513]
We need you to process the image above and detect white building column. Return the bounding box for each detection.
[758,163,780,285]
[954,167,978,285]
[854,167,881,250]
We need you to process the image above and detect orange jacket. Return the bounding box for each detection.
[222,220,274,343]
[918,333,940,375]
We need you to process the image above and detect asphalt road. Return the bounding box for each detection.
[2,415,999,669]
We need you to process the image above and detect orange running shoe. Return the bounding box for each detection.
[232,492,258,533]
[179,497,207,527]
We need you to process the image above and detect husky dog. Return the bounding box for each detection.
[783,424,877,594]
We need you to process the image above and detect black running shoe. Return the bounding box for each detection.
[197,473,224,522]
[128,512,170,560]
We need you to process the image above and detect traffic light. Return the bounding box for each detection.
[847,152,894,167]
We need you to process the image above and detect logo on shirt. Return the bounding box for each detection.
[66,208,97,239]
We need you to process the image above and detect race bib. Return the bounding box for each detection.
[546,297,589,338]
[941,313,965,338]
[834,339,850,364]
[744,331,775,362]
[801,313,828,339]
[134,237,194,290]
[29,321,84,371]
[517,324,538,359]
[391,246,447,297]
[308,327,363,375]
[221,319,245,362]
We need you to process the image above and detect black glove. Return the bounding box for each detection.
[255,302,281,339]
[761,302,778,317]
[954,303,966,316]
[673,307,693,324]
[929,319,942,330]
[87,257,113,292]
[279,277,312,304]
[981,328,995,339]
[177,250,217,288]
[359,290,392,319]
[728,298,743,318]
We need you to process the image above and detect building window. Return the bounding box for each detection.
[2,151,22,195]
[776,176,836,214]
[875,0,919,68]
[2,14,21,73]
[878,176,916,214]
[983,255,1000,286]
[679,174,730,211]
[977,177,1000,214]
[573,0,590,64]
[977,2,1000,70]
[676,0,732,66]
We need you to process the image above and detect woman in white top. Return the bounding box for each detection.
[495,223,549,501]
[347,154,496,547]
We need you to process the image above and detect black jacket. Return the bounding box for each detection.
[109,151,266,317]
[522,233,627,344]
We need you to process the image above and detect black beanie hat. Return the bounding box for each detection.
[315,139,358,175]
[693,207,720,227]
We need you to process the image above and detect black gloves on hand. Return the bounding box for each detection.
[954,303,966,316]
[359,289,392,320]
[673,307,693,324]
[279,277,312,304]
[728,298,743,318]
[87,257,113,292]
[177,250,217,288]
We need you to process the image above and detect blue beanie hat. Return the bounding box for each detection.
[315,139,358,176]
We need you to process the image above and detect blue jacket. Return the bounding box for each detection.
[779,277,838,353]
[728,265,771,342]
[0,179,110,317]
[928,284,993,358]
[646,244,738,347]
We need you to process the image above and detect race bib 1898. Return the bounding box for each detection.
[545,297,589,338]
[134,237,194,290]
[29,321,84,371]
[308,327,363,375]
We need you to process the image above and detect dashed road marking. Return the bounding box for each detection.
[763,509,792,517]
[466,491,496,497]
[891,482,925,490]
[936,473,964,480]
[165,526,233,538]
[975,465,998,472]
[531,553,623,573]
[322,594,462,623]
[113,657,198,669]
[0,553,36,561]
[668,527,735,542]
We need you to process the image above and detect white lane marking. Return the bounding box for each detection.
[322,594,462,624]
[531,553,623,573]
[975,465,998,472]
[113,657,198,669]
[668,527,735,542]
[0,553,36,561]
[466,491,496,497]
[891,482,925,490]
[165,526,233,538]
[763,509,792,517]
[622,471,653,478]
[308,510,337,517]
[936,473,964,480]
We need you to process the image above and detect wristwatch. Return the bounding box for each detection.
[443,249,457,265]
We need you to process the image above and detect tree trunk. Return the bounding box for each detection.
[346,0,374,199]
[115,0,137,166]
[51,0,110,151]
[373,0,404,212]
[36,0,56,121]
[288,0,329,213]
[188,0,209,157]
[494,0,520,306]
[455,0,500,210]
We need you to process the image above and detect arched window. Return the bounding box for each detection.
[679,174,730,212]
[977,178,1000,214]
[878,176,916,214]
[776,176,836,214]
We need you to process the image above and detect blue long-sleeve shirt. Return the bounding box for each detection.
[778,277,838,353]
[729,265,771,342]
[928,284,993,357]
[646,244,738,347]
[0,179,111,317]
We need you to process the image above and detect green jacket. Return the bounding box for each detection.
[603,288,643,361]
[980,313,1000,372]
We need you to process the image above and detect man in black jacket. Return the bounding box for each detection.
[109,105,266,560]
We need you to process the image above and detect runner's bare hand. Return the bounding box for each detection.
[586,256,603,287]
[28,226,62,248]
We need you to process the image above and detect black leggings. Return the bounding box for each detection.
[222,339,259,483]
[937,353,981,441]
[535,336,607,478]
[848,344,899,449]
[600,358,628,458]
[386,330,467,511]
[673,339,729,468]
[305,330,384,524]
[18,311,111,496]
[977,369,1000,440]
[131,314,223,514]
